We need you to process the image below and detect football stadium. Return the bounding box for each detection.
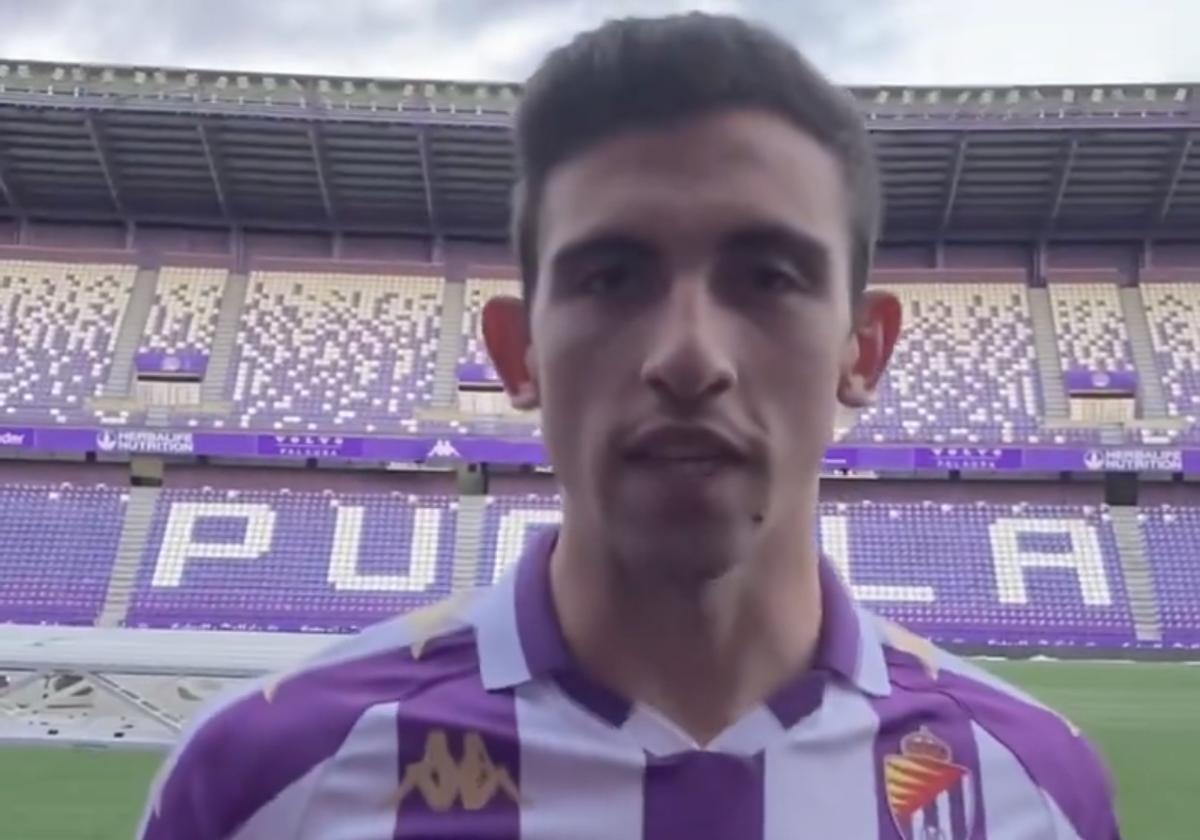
[0,59,1197,839]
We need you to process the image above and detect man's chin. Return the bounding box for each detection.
[610,518,751,588]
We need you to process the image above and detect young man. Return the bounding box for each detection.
[140,14,1122,839]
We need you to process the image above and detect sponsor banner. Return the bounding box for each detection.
[366,437,448,462]
[913,446,1023,471]
[5,425,1199,473]
[0,426,33,448]
[448,437,548,464]
[95,429,196,455]
[851,447,917,471]
[1186,450,1200,473]
[821,447,860,469]
[1064,368,1137,396]
[256,434,366,459]
[1081,448,1184,473]
[135,350,209,377]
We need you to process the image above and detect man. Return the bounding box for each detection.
[140,13,1122,839]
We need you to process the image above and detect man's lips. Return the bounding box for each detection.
[623,425,747,465]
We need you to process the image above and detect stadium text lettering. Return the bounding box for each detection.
[96,430,196,455]
[146,503,1113,607]
[151,502,444,592]
[490,510,1113,607]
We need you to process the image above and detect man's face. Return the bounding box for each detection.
[497,109,895,583]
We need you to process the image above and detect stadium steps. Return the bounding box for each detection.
[1118,287,1169,419]
[1109,505,1163,643]
[451,495,486,591]
[431,279,467,408]
[200,271,249,405]
[96,485,160,628]
[103,267,160,399]
[1026,288,1069,420]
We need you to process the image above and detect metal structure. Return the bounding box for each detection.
[0,60,1197,244]
[0,625,329,750]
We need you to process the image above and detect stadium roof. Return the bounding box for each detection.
[0,60,1198,244]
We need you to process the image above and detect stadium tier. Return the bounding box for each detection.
[848,282,1044,444]
[1142,282,1200,440]
[137,266,226,373]
[0,260,137,425]
[458,276,519,386]
[1140,505,1200,646]
[127,486,457,632]
[222,270,444,433]
[1050,281,1135,377]
[6,480,1195,651]
[1,255,1199,445]
[0,482,127,625]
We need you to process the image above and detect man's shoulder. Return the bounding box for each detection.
[139,591,489,840]
[870,617,1120,840]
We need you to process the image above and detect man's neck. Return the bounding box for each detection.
[549,518,823,745]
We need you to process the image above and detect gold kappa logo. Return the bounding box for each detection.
[395,729,520,813]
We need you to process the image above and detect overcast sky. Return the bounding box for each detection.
[0,0,1194,87]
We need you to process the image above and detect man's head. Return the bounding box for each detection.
[485,13,900,582]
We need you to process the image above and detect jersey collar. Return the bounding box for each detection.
[471,527,891,728]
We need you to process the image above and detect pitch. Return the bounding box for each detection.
[0,659,1194,840]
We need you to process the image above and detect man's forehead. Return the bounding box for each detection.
[536,110,849,263]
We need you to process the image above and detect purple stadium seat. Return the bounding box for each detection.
[126,486,457,632]
[840,283,1046,444]
[1140,505,1200,646]
[0,259,138,425]
[217,270,444,433]
[478,496,1137,649]
[138,266,226,366]
[1142,283,1200,443]
[0,482,126,625]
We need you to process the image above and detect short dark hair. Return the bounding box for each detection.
[512,12,880,307]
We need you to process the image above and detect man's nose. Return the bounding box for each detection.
[640,279,736,409]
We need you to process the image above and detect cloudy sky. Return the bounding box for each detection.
[0,0,1194,87]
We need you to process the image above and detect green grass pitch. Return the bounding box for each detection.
[0,660,1194,839]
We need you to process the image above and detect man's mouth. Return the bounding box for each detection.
[623,425,747,474]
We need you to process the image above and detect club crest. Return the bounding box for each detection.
[884,726,973,840]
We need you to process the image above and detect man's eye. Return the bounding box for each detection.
[752,265,803,293]
[578,265,631,296]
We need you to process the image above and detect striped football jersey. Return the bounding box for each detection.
[139,528,1122,839]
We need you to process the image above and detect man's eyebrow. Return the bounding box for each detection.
[548,233,655,273]
[721,224,830,278]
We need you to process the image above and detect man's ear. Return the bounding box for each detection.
[482,295,540,411]
[837,289,901,409]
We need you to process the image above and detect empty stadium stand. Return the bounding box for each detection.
[138,266,227,365]
[457,276,518,386]
[1142,282,1200,440]
[0,481,126,626]
[126,486,457,632]
[1049,281,1135,376]
[846,281,1045,443]
[1140,505,1200,646]
[10,476,1192,652]
[0,259,136,424]
[222,269,444,432]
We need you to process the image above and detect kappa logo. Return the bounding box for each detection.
[395,729,519,813]
[884,726,973,840]
[425,439,461,460]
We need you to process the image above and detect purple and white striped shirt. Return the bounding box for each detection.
[139,529,1121,839]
